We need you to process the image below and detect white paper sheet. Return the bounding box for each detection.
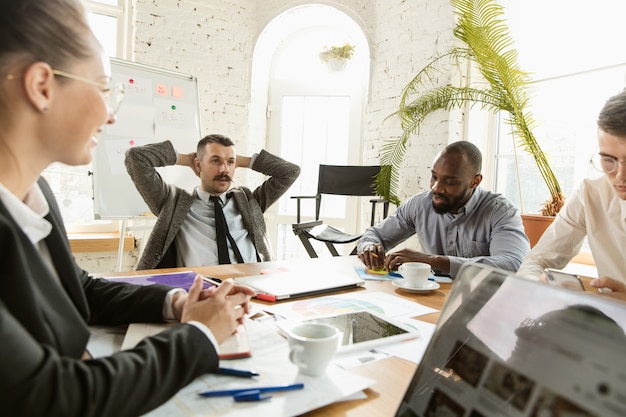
[142,319,375,417]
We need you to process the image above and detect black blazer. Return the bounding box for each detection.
[0,178,218,417]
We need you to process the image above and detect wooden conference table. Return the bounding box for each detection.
[107,255,451,417]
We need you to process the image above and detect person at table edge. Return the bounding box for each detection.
[517,88,626,297]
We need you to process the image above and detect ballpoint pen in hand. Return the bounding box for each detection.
[214,367,259,378]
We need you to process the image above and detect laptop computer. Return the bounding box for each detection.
[236,264,365,302]
[395,262,626,417]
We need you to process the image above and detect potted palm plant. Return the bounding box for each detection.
[319,43,356,71]
[376,0,565,230]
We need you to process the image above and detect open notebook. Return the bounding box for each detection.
[395,262,626,417]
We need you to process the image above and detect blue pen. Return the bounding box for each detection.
[215,367,259,378]
[198,383,304,398]
[233,390,272,402]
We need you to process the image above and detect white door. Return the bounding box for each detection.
[264,79,365,259]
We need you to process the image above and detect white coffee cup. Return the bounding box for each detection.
[398,262,431,288]
[287,322,339,377]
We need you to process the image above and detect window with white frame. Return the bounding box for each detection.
[494,0,626,213]
[42,0,125,231]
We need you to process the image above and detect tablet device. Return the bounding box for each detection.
[276,310,419,353]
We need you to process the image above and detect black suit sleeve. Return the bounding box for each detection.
[0,178,220,416]
[0,311,218,417]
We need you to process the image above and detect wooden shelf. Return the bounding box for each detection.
[67,233,135,253]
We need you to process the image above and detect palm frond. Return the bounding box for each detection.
[382,86,506,201]
[400,47,474,107]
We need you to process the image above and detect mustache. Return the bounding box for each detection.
[432,192,448,201]
[213,175,233,182]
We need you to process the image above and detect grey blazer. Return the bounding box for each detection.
[125,140,300,269]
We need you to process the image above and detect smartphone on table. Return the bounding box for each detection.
[544,268,585,291]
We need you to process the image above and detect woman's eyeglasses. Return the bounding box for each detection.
[51,69,125,116]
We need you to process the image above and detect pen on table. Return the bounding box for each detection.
[201,275,222,284]
[198,382,305,397]
[214,367,259,378]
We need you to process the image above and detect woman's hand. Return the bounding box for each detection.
[179,277,256,344]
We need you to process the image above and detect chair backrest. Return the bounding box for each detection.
[314,165,385,222]
[316,165,381,196]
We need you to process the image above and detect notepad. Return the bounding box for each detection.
[121,322,251,359]
[100,270,216,291]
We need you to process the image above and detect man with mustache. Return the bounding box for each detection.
[358,141,529,278]
[126,135,300,269]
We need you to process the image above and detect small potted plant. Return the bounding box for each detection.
[319,43,355,70]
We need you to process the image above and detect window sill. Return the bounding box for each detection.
[67,233,135,253]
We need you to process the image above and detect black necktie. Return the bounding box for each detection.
[209,195,243,264]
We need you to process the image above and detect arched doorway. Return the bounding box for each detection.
[250,5,371,260]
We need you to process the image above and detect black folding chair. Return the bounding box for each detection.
[291,165,390,258]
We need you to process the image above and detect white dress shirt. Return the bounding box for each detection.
[175,189,257,267]
[518,176,626,283]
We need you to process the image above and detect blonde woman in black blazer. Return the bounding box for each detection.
[0,1,255,416]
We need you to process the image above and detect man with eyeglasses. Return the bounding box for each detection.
[518,89,626,296]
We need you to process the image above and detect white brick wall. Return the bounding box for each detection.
[133,0,257,143]
[363,0,456,200]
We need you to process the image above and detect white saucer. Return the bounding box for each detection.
[392,279,440,293]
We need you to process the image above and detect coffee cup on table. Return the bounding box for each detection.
[287,322,339,377]
[398,262,431,288]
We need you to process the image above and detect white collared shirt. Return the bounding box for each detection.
[518,176,626,282]
[0,182,58,278]
[175,188,257,267]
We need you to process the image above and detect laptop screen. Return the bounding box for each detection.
[396,263,626,417]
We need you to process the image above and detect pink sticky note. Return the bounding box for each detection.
[155,83,168,96]
[172,86,184,98]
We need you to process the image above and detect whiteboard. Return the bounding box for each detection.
[92,58,201,219]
